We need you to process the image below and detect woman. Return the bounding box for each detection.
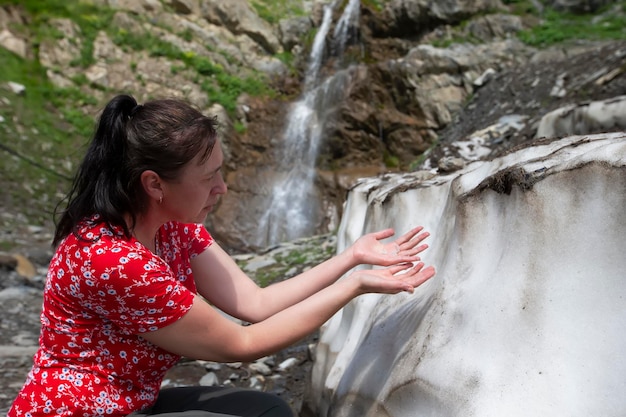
[8,94,436,417]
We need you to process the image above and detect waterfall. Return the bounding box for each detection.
[303,3,335,91]
[254,0,361,248]
[332,0,361,59]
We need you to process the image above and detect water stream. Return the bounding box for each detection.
[254,0,361,248]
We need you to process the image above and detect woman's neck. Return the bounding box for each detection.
[127,214,160,254]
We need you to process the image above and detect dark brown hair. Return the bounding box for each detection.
[53,94,218,246]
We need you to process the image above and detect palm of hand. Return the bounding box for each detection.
[353,227,430,266]
[357,262,435,294]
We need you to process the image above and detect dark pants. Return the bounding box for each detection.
[128,386,294,417]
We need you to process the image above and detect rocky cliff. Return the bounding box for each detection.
[1,0,624,253]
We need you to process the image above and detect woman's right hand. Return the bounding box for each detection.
[351,262,436,295]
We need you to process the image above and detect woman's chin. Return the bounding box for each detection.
[193,207,212,222]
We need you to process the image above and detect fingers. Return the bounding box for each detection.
[356,263,435,295]
[387,262,421,275]
[400,230,430,249]
[371,228,395,241]
[414,265,436,284]
[403,243,429,256]
[396,263,436,293]
[397,228,430,255]
[395,226,424,245]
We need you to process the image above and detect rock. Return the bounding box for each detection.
[7,81,25,95]
[249,376,264,390]
[198,372,219,386]
[249,361,272,376]
[37,18,83,85]
[165,0,199,15]
[13,254,36,279]
[437,156,465,172]
[2,2,626,416]
[0,253,17,270]
[464,13,524,42]
[0,29,27,58]
[547,0,613,13]
[278,16,312,52]
[278,357,299,371]
[536,95,626,139]
[550,72,568,97]
[473,68,496,87]
[200,0,282,54]
[382,0,504,36]
[0,345,38,357]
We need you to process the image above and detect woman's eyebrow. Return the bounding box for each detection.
[209,165,222,175]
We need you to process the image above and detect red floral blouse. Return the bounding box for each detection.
[9,216,213,417]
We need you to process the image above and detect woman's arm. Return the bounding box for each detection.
[141,261,435,363]
[193,227,430,323]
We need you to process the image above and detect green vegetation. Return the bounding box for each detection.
[383,151,400,169]
[0,46,94,163]
[409,140,439,172]
[0,46,88,235]
[251,0,306,24]
[11,0,115,68]
[361,0,387,12]
[241,241,336,287]
[503,0,542,15]
[1,0,275,117]
[516,2,626,47]
[0,0,278,245]
[110,29,272,113]
[429,0,626,49]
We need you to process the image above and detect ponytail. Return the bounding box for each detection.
[53,95,138,246]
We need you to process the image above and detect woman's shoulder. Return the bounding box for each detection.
[56,216,144,260]
[158,222,213,255]
[159,222,212,240]
[62,214,125,244]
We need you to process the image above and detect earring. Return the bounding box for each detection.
[158,195,163,204]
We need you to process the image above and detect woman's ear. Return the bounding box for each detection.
[140,170,163,203]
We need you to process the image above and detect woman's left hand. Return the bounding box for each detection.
[350,226,430,267]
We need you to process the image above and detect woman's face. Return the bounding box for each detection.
[162,141,227,223]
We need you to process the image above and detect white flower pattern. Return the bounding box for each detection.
[9,216,213,417]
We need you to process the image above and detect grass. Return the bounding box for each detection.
[1,0,275,116]
[517,2,626,47]
[251,0,307,24]
[242,240,336,287]
[0,0,277,248]
[0,47,90,174]
[427,0,626,49]
[361,0,387,12]
[0,48,88,237]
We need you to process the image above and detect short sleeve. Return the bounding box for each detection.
[82,246,194,334]
[186,223,214,258]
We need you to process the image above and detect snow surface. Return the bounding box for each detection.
[307,132,626,417]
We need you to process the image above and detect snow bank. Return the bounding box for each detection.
[305,132,626,417]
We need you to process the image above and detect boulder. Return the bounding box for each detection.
[381,0,505,36]
[200,0,282,54]
[536,95,626,139]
